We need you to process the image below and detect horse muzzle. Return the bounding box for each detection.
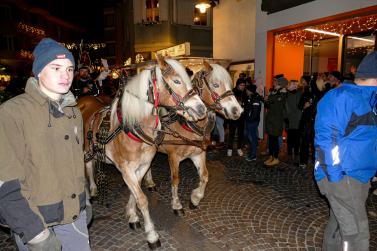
[180,103,207,122]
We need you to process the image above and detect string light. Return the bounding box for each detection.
[62,43,106,50]
[276,14,377,46]
[17,22,45,36]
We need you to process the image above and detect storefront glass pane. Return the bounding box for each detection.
[343,33,375,80]
[303,37,339,76]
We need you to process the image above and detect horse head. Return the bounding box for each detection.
[155,55,206,122]
[193,61,243,120]
[119,56,206,125]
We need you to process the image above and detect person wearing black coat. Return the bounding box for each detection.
[244,84,263,161]
[227,78,248,157]
[264,76,288,166]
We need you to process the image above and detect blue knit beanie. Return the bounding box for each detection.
[32,38,75,78]
[355,51,377,79]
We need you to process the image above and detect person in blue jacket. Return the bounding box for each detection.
[314,51,377,251]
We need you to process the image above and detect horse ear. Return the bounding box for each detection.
[156,54,168,69]
[203,60,213,72]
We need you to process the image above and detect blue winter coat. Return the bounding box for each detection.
[314,83,377,183]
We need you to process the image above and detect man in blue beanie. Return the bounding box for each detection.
[0,38,91,250]
[314,51,377,251]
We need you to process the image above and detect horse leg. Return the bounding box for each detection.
[189,151,208,209]
[126,194,141,230]
[144,169,157,191]
[122,162,160,249]
[168,154,184,216]
[85,160,98,197]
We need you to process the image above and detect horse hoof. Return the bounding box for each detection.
[148,239,161,250]
[129,221,141,230]
[189,202,198,210]
[173,209,185,216]
[147,186,157,192]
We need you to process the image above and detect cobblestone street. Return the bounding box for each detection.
[1,149,377,251]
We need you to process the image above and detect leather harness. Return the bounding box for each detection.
[84,68,235,162]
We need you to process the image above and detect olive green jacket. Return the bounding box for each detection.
[0,77,86,243]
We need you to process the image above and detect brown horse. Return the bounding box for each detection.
[82,56,206,248]
[76,95,113,197]
[143,61,243,215]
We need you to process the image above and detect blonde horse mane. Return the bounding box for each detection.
[208,64,232,90]
[120,59,191,125]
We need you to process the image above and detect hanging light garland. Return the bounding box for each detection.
[62,43,106,50]
[275,14,377,46]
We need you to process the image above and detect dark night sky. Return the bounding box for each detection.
[25,0,104,41]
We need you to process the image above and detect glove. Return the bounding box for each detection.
[27,229,61,251]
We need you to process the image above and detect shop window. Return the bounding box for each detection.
[303,37,339,76]
[193,7,207,26]
[146,0,159,22]
[342,33,376,80]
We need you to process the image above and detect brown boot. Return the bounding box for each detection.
[266,157,280,166]
[264,156,274,165]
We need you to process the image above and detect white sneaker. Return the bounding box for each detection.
[227,149,232,157]
[237,149,243,157]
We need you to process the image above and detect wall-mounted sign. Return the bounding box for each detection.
[156,42,190,57]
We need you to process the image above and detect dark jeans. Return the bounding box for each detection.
[245,121,259,157]
[227,119,245,150]
[268,134,279,158]
[299,126,314,164]
[287,129,300,155]
[317,176,370,251]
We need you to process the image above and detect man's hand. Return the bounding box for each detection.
[27,229,61,251]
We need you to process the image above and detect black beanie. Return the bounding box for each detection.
[32,38,75,78]
[355,51,377,79]
[329,71,342,81]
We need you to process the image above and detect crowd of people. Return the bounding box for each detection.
[213,69,345,168]
[211,53,377,251]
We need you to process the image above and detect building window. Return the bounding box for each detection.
[146,0,159,22]
[104,14,114,27]
[0,5,12,21]
[342,33,376,80]
[0,35,14,51]
[193,7,207,26]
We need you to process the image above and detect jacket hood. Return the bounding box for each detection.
[25,77,77,108]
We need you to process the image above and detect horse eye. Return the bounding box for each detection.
[173,79,181,85]
[213,83,219,88]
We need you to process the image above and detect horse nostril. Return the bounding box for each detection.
[232,106,238,115]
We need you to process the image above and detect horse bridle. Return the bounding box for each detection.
[158,66,198,113]
[193,70,234,111]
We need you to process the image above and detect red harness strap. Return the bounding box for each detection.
[116,106,143,143]
[181,123,193,132]
[126,132,143,142]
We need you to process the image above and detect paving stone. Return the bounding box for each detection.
[1,150,377,250]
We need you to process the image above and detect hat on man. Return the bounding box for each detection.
[276,77,288,88]
[32,38,75,78]
[355,51,377,79]
[329,71,342,81]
